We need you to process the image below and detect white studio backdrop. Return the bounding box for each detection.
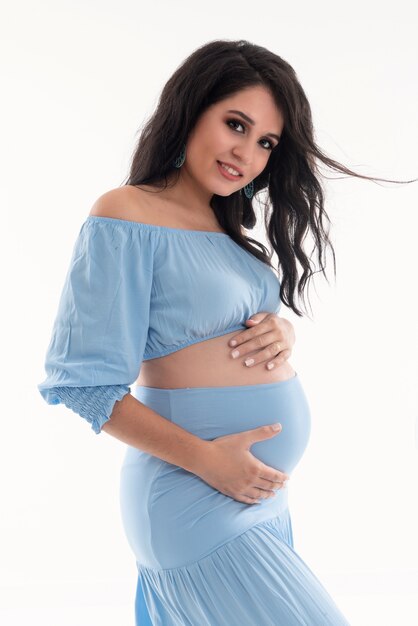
[1,1,417,625]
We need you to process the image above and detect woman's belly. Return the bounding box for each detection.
[120,375,311,570]
[135,329,296,388]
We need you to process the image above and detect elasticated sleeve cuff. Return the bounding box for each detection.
[49,384,131,434]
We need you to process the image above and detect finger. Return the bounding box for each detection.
[256,477,284,488]
[259,467,290,483]
[243,488,272,502]
[228,316,276,348]
[258,477,287,491]
[241,315,294,358]
[241,495,262,505]
[250,486,283,501]
[255,487,276,499]
[265,349,292,371]
[246,312,272,325]
[241,340,285,368]
[256,485,281,497]
[230,330,283,360]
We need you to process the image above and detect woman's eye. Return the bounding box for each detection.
[226,119,273,151]
[227,119,245,133]
[260,138,274,150]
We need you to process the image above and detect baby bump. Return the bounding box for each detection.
[119,375,311,569]
[167,373,312,473]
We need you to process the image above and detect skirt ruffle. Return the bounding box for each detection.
[135,510,350,626]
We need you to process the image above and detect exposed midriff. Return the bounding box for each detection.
[135,330,296,389]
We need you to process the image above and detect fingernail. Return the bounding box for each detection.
[231,349,240,358]
[229,339,237,346]
[272,423,282,430]
[244,358,254,367]
[267,363,274,370]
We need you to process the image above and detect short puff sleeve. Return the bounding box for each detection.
[37,216,155,434]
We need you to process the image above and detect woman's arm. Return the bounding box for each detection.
[102,392,209,474]
[103,391,288,505]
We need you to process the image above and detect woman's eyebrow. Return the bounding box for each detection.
[226,109,281,142]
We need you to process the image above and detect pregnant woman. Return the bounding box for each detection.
[38,39,406,624]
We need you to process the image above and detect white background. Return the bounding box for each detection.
[1,1,417,624]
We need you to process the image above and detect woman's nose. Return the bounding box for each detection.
[232,145,254,167]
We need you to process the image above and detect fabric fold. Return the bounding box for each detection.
[136,514,350,626]
[37,216,155,431]
[49,384,131,433]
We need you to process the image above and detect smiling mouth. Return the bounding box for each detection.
[217,161,243,178]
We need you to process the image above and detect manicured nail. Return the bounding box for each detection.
[229,339,237,346]
[267,362,274,370]
[245,358,254,367]
[231,350,240,358]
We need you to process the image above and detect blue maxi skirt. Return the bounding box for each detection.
[119,373,350,625]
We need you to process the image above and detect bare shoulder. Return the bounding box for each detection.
[89,185,154,222]
[88,184,232,234]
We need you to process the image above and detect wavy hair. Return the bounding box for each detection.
[121,39,416,317]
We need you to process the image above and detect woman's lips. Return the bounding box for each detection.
[217,161,242,181]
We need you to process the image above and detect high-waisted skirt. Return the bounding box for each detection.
[119,373,351,625]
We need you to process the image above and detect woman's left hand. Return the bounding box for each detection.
[227,312,295,370]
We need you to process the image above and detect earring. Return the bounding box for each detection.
[173,143,186,168]
[243,180,254,199]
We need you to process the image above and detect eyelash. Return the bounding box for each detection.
[226,119,275,151]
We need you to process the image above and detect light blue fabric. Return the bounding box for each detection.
[37,215,281,432]
[37,215,351,623]
[120,377,350,625]
[48,384,130,434]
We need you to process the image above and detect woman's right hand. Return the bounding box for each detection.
[194,424,290,504]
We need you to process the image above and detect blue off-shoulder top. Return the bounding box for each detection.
[38,215,282,433]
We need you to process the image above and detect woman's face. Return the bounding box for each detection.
[184,85,284,198]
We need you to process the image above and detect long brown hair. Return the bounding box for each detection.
[121,39,416,317]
